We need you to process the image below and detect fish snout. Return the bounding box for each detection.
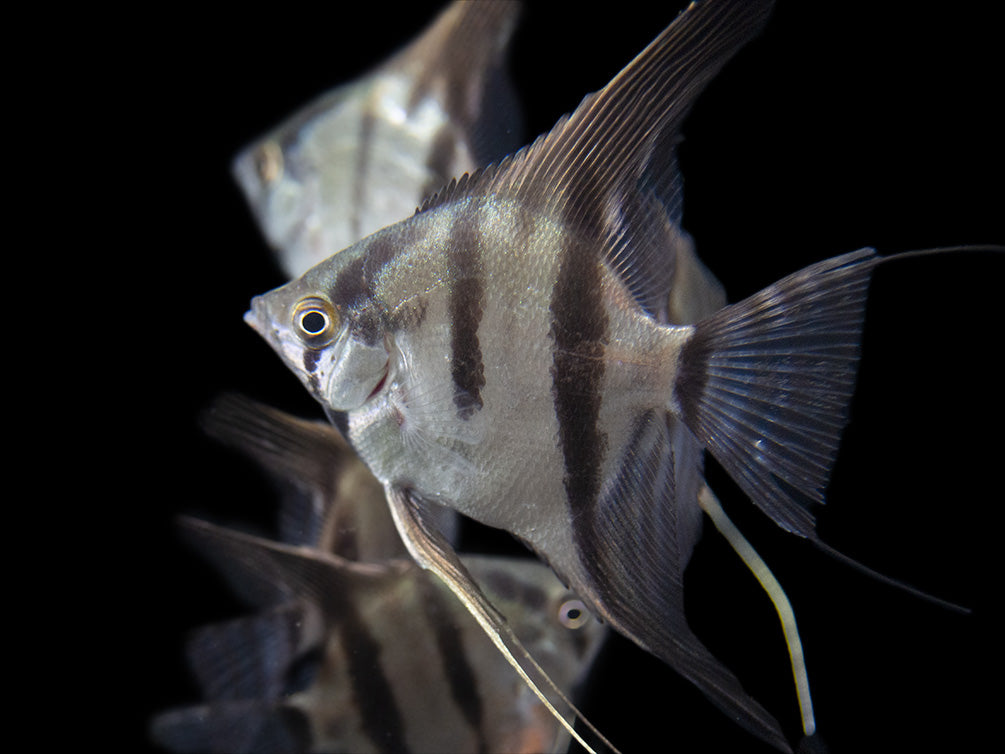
[244,296,271,337]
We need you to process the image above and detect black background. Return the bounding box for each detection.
[73,2,1001,752]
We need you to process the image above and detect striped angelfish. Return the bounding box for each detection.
[151,395,606,754]
[243,0,987,751]
[232,0,524,280]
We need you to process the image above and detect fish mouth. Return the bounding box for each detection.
[243,306,263,335]
[244,298,289,364]
[244,294,272,336]
[366,362,389,401]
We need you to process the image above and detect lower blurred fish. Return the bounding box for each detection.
[152,395,606,754]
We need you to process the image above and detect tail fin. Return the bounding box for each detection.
[674,248,877,539]
[674,246,1003,609]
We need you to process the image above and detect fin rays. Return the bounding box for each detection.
[417,0,776,319]
[677,249,878,538]
[577,411,793,752]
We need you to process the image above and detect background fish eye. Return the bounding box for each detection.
[558,599,589,629]
[293,297,338,344]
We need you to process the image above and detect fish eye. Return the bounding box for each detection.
[292,297,339,346]
[558,599,589,629]
[254,141,283,184]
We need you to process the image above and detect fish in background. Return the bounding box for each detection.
[244,0,997,751]
[151,395,606,754]
[232,0,524,280]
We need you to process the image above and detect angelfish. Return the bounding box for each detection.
[243,0,977,751]
[232,0,523,279]
[151,395,606,754]
[152,522,605,754]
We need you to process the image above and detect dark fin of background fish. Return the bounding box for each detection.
[184,602,317,702]
[178,516,398,612]
[201,394,352,548]
[419,0,775,321]
[167,519,418,753]
[385,486,621,754]
[179,516,297,608]
[150,699,309,754]
[392,0,524,173]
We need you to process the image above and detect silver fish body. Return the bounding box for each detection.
[249,194,701,574]
[233,0,523,279]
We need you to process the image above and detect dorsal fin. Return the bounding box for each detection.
[477,0,774,227]
[178,515,400,610]
[416,0,775,317]
[394,0,523,154]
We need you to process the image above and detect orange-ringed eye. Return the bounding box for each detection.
[292,297,339,346]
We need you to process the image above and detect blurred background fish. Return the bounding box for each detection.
[151,395,606,753]
[232,0,524,279]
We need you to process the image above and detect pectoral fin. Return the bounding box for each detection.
[383,485,619,754]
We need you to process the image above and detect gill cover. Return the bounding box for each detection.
[323,332,389,411]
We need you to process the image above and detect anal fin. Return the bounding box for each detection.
[579,411,793,752]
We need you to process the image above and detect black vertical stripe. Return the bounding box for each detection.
[549,233,609,528]
[446,212,486,419]
[331,235,402,307]
[303,349,321,395]
[324,406,351,440]
[323,586,412,754]
[674,325,712,431]
[417,574,488,753]
[330,234,403,345]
